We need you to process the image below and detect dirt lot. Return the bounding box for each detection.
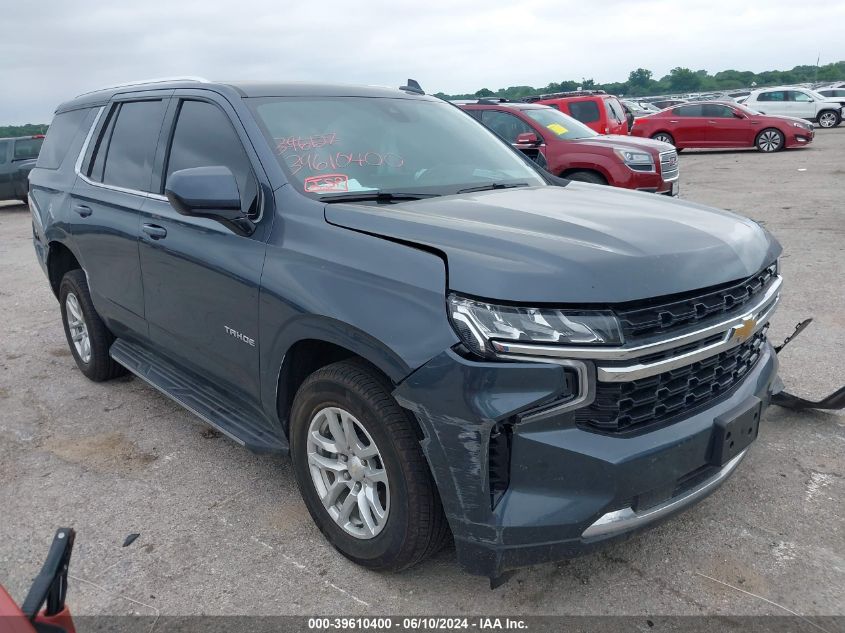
[1,130,843,617]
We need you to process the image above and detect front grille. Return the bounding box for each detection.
[659,150,679,180]
[575,329,768,433]
[615,263,777,339]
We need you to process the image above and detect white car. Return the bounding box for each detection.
[744,87,845,128]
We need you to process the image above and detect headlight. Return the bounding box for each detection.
[613,148,655,171]
[448,294,623,358]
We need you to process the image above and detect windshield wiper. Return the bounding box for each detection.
[319,191,440,204]
[456,182,530,194]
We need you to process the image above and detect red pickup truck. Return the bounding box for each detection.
[459,100,679,195]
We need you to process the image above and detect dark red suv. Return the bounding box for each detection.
[459,100,679,195]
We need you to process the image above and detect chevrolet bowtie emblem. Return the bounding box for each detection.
[731,316,757,343]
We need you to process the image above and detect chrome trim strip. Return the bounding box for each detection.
[596,295,778,383]
[74,106,105,175]
[581,449,748,539]
[505,359,594,422]
[492,276,782,362]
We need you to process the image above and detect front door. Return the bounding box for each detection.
[138,94,271,401]
[789,90,816,119]
[70,96,169,338]
[702,104,751,147]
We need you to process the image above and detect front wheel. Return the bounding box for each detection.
[564,170,606,185]
[651,132,675,146]
[817,110,840,128]
[290,360,449,571]
[756,128,785,152]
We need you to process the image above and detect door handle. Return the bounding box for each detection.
[142,224,167,240]
[669,120,679,123]
[707,120,717,123]
[72,204,92,218]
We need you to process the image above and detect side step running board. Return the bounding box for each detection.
[110,338,288,454]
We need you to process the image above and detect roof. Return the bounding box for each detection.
[55,79,436,113]
[454,100,548,110]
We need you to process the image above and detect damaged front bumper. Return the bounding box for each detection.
[394,343,780,580]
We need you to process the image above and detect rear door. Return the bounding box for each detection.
[564,99,603,133]
[0,140,11,199]
[71,94,170,338]
[138,93,270,401]
[669,104,707,145]
[754,90,788,116]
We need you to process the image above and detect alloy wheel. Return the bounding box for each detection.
[757,130,782,152]
[653,133,673,145]
[818,112,836,128]
[306,407,390,539]
[65,292,91,363]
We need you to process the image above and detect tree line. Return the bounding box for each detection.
[435,60,845,100]
[0,123,48,138]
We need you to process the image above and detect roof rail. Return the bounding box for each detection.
[75,76,211,98]
[523,89,607,102]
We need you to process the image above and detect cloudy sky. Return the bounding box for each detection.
[2,0,843,124]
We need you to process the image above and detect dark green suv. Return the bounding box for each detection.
[0,135,44,203]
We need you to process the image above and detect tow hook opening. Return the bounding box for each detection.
[772,318,845,410]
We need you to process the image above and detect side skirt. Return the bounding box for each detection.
[110,338,288,454]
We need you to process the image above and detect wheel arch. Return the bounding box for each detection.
[559,167,609,183]
[271,317,416,436]
[47,241,83,298]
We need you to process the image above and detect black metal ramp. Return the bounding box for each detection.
[110,338,288,454]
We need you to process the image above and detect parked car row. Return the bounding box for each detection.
[0,134,44,203]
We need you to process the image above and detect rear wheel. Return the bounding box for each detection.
[651,132,675,146]
[756,128,784,152]
[817,110,840,128]
[59,270,126,381]
[290,360,449,571]
[564,170,606,185]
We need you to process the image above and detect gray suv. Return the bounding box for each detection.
[29,78,783,582]
[0,134,43,202]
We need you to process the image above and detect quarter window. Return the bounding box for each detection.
[479,110,534,143]
[566,100,601,124]
[36,108,90,170]
[90,100,166,192]
[165,100,258,215]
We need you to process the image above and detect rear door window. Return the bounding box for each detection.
[567,100,601,124]
[674,104,704,117]
[13,137,43,160]
[90,100,166,192]
[35,108,90,170]
[164,99,259,216]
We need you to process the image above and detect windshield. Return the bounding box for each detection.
[732,103,762,116]
[247,97,546,197]
[521,107,597,140]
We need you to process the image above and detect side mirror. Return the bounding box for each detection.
[165,166,243,220]
[733,110,746,119]
[514,132,541,146]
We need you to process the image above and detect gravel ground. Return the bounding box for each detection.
[1,129,843,617]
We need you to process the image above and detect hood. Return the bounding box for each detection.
[566,134,674,155]
[324,184,781,304]
[754,113,814,126]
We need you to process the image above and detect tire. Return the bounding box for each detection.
[756,128,785,152]
[59,270,126,382]
[290,359,449,572]
[651,132,675,146]
[564,170,606,185]
[817,110,840,128]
